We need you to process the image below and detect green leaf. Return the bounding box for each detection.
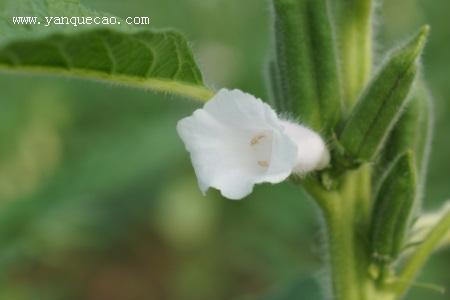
[271,0,342,133]
[338,26,429,162]
[332,0,374,106]
[0,0,213,101]
[370,151,417,266]
[377,81,434,201]
[409,202,450,251]
[396,202,450,298]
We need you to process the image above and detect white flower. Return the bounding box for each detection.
[177,89,329,200]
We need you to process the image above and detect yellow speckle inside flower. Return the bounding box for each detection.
[258,160,269,167]
[250,134,266,145]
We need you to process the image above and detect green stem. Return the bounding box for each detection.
[304,165,374,300]
[333,0,373,108]
[325,200,361,300]
[305,177,363,300]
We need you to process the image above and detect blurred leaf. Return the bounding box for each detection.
[0,113,184,264]
[256,276,323,300]
[0,0,213,100]
[339,26,429,162]
[0,85,67,201]
[268,59,283,110]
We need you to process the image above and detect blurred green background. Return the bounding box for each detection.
[0,0,448,299]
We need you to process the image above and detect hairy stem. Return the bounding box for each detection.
[333,0,373,108]
[305,172,369,300]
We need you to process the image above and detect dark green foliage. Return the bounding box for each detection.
[259,277,323,300]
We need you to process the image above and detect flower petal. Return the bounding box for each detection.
[177,108,259,199]
[255,129,298,183]
[203,89,281,130]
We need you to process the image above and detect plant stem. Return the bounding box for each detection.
[333,0,373,107]
[324,199,361,300]
[305,175,365,300]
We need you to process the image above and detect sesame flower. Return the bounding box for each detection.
[177,89,329,200]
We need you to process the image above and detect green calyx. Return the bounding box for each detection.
[338,26,429,163]
[271,0,342,133]
[370,152,417,270]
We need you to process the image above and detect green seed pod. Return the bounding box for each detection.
[271,0,342,133]
[370,151,418,264]
[339,26,429,162]
[377,81,434,205]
